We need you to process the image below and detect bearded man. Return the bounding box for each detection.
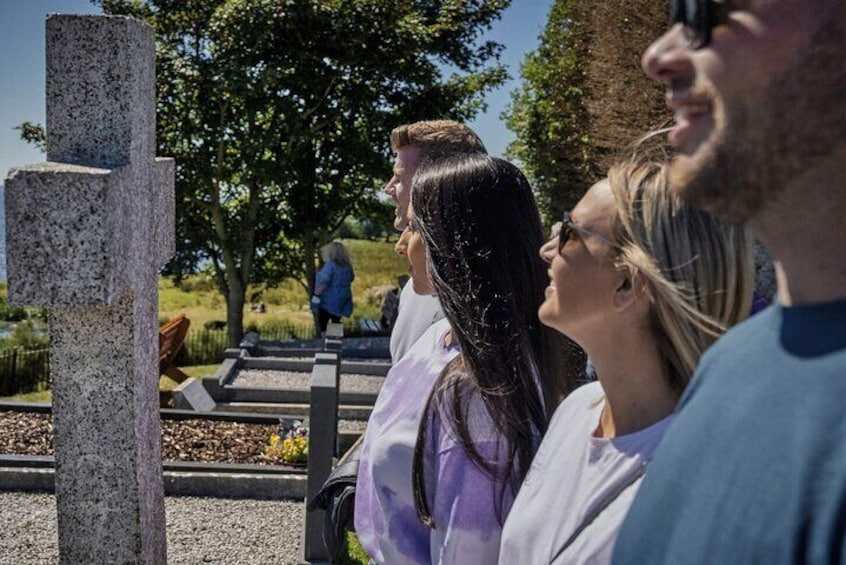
[614,1,846,562]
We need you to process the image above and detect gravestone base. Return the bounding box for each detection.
[173,379,216,412]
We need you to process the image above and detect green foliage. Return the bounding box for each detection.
[0,283,47,323]
[339,200,395,240]
[504,0,598,223]
[339,532,370,565]
[0,303,27,322]
[6,320,49,351]
[96,0,510,345]
[14,121,46,153]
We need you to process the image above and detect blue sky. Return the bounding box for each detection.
[0,0,552,178]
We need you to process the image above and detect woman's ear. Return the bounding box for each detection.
[539,236,558,263]
[613,270,648,312]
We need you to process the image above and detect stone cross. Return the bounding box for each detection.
[4,15,174,564]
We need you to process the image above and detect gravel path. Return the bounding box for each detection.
[233,369,384,394]
[0,492,305,564]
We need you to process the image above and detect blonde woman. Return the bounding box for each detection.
[312,241,355,332]
[498,159,754,564]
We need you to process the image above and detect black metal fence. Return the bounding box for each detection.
[174,321,315,366]
[0,348,50,396]
[0,321,321,395]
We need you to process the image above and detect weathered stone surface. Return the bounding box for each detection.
[46,15,155,169]
[3,14,173,565]
[6,164,124,306]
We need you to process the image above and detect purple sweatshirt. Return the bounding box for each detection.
[355,319,519,564]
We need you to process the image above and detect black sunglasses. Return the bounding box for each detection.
[671,0,728,49]
[558,211,619,255]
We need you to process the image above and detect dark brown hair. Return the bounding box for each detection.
[410,154,577,527]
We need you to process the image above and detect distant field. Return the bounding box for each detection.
[159,238,407,330]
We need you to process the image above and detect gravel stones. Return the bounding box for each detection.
[0,492,305,564]
[233,369,384,394]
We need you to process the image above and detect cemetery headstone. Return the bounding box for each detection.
[302,353,340,563]
[4,15,174,564]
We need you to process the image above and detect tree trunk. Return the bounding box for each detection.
[303,229,319,337]
[226,274,245,348]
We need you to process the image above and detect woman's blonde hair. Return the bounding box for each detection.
[319,241,352,267]
[608,159,754,393]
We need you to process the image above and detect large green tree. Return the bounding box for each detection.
[95,0,508,345]
[505,0,667,222]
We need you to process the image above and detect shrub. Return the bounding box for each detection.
[0,303,28,322]
[7,320,48,350]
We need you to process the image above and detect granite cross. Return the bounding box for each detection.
[4,15,174,564]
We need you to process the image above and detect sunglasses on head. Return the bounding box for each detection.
[671,0,729,49]
[558,211,619,255]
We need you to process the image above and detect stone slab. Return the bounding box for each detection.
[172,379,217,412]
[303,359,339,562]
[0,467,307,500]
[5,164,124,307]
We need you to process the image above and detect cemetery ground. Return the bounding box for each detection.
[1,238,396,563]
[0,237,404,403]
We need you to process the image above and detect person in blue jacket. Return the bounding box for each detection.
[312,241,355,332]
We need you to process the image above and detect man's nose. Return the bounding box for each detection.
[642,23,694,84]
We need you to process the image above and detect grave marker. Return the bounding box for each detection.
[4,15,173,564]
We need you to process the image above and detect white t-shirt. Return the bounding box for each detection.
[389,282,444,363]
[499,381,674,565]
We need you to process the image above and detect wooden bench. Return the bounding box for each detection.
[159,314,191,383]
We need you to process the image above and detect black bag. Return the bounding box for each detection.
[308,436,365,563]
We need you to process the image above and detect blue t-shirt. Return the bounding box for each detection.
[613,298,846,564]
[315,260,354,317]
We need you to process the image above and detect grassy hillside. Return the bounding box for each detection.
[159,239,407,330]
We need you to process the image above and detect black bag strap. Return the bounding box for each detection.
[308,435,365,511]
[550,461,647,562]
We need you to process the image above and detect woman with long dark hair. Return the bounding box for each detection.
[355,154,577,563]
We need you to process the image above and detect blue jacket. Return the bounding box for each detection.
[315,260,355,317]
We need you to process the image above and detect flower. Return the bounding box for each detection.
[265,422,309,464]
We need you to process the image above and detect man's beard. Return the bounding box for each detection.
[670,15,846,225]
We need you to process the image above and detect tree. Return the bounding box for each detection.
[93,0,509,345]
[505,0,667,223]
[14,122,46,152]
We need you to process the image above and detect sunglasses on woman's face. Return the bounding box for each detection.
[558,211,619,255]
[671,0,730,49]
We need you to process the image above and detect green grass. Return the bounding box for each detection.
[159,238,407,329]
[1,240,405,402]
[179,364,222,379]
[159,364,222,392]
[0,389,51,403]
